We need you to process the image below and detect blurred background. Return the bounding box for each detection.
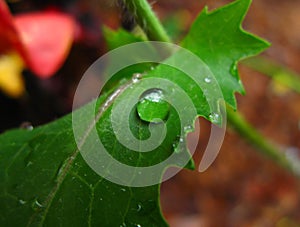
[1,0,300,226]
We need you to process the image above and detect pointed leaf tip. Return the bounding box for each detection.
[182,0,270,109]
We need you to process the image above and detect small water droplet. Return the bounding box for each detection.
[20,122,33,131]
[120,188,126,192]
[136,203,142,212]
[204,77,211,83]
[136,224,142,227]
[19,199,26,205]
[132,73,142,83]
[137,88,170,123]
[35,200,43,207]
[26,161,33,167]
[32,199,43,210]
[184,125,193,132]
[209,112,220,124]
[172,136,184,153]
[150,66,155,70]
[230,63,238,76]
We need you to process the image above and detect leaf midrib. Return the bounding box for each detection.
[26,79,136,226]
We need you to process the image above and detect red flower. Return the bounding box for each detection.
[0,0,76,78]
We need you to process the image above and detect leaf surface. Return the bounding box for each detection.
[0,104,169,226]
[181,0,270,107]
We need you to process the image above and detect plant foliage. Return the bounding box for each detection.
[0,0,269,226]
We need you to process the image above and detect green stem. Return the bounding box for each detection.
[123,0,171,43]
[227,107,297,175]
[243,56,300,94]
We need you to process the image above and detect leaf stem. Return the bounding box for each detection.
[227,106,299,176]
[243,56,300,94]
[123,0,171,42]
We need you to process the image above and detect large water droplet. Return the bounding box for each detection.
[137,89,170,123]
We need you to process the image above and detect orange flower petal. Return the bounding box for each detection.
[14,12,75,78]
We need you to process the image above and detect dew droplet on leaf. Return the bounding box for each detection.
[136,203,142,212]
[132,73,142,83]
[209,112,220,124]
[137,88,170,123]
[230,63,237,75]
[32,199,43,210]
[26,161,33,167]
[184,125,193,132]
[172,135,184,153]
[19,199,26,205]
[204,77,211,83]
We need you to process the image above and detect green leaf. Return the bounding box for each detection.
[181,0,270,108]
[102,27,155,92]
[103,27,145,50]
[0,103,169,226]
[0,0,269,226]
